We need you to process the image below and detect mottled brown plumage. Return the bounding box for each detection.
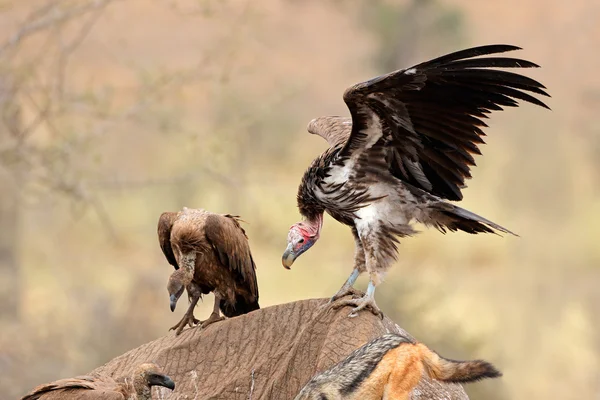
[21,362,174,400]
[158,207,259,335]
[295,334,500,400]
[283,45,550,318]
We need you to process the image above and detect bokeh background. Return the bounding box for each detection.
[1,0,598,398]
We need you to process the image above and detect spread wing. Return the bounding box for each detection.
[339,44,550,201]
[307,116,352,147]
[204,214,259,298]
[157,212,179,269]
[20,376,124,400]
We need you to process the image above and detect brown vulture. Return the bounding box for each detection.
[20,362,174,400]
[282,45,550,317]
[158,207,259,335]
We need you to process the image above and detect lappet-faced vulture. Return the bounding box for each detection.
[158,207,259,335]
[282,45,550,317]
[21,362,174,400]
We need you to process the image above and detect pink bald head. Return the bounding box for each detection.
[282,215,323,269]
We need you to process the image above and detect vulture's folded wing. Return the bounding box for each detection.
[204,214,259,298]
[20,376,124,400]
[340,44,550,201]
[157,212,179,269]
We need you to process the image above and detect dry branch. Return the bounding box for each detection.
[0,0,118,57]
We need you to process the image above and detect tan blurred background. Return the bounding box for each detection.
[0,0,598,398]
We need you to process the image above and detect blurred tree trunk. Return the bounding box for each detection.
[0,75,21,321]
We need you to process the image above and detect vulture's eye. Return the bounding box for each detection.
[298,238,305,244]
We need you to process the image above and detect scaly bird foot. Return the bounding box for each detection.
[331,294,384,319]
[200,312,225,329]
[317,287,364,314]
[329,286,365,303]
[169,312,200,336]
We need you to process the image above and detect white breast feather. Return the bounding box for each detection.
[354,184,411,235]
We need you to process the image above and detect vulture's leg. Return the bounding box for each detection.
[332,230,384,319]
[329,268,362,302]
[329,227,366,302]
[200,294,225,329]
[170,294,201,336]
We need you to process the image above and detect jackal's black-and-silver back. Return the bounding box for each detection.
[294,334,413,400]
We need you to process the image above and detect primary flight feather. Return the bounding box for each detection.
[282,45,549,317]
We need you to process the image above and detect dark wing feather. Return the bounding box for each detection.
[20,376,124,400]
[204,214,258,298]
[341,44,550,201]
[157,212,178,269]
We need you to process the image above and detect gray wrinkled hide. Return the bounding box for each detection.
[91,299,469,400]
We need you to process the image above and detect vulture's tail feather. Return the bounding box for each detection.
[432,203,517,236]
[219,294,260,318]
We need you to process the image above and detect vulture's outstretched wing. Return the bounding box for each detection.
[204,214,258,297]
[157,212,179,269]
[307,116,352,147]
[340,44,550,201]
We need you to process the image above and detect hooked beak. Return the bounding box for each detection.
[282,243,296,270]
[162,376,176,390]
[169,294,178,312]
[149,374,175,390]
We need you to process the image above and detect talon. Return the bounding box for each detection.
[330,299,351,310]
[200,319,224,329]
[329,286,364,303]
[169,321,187,336]
[169,311,200,336]
[329,289,383,319]
[200,314,225,329]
